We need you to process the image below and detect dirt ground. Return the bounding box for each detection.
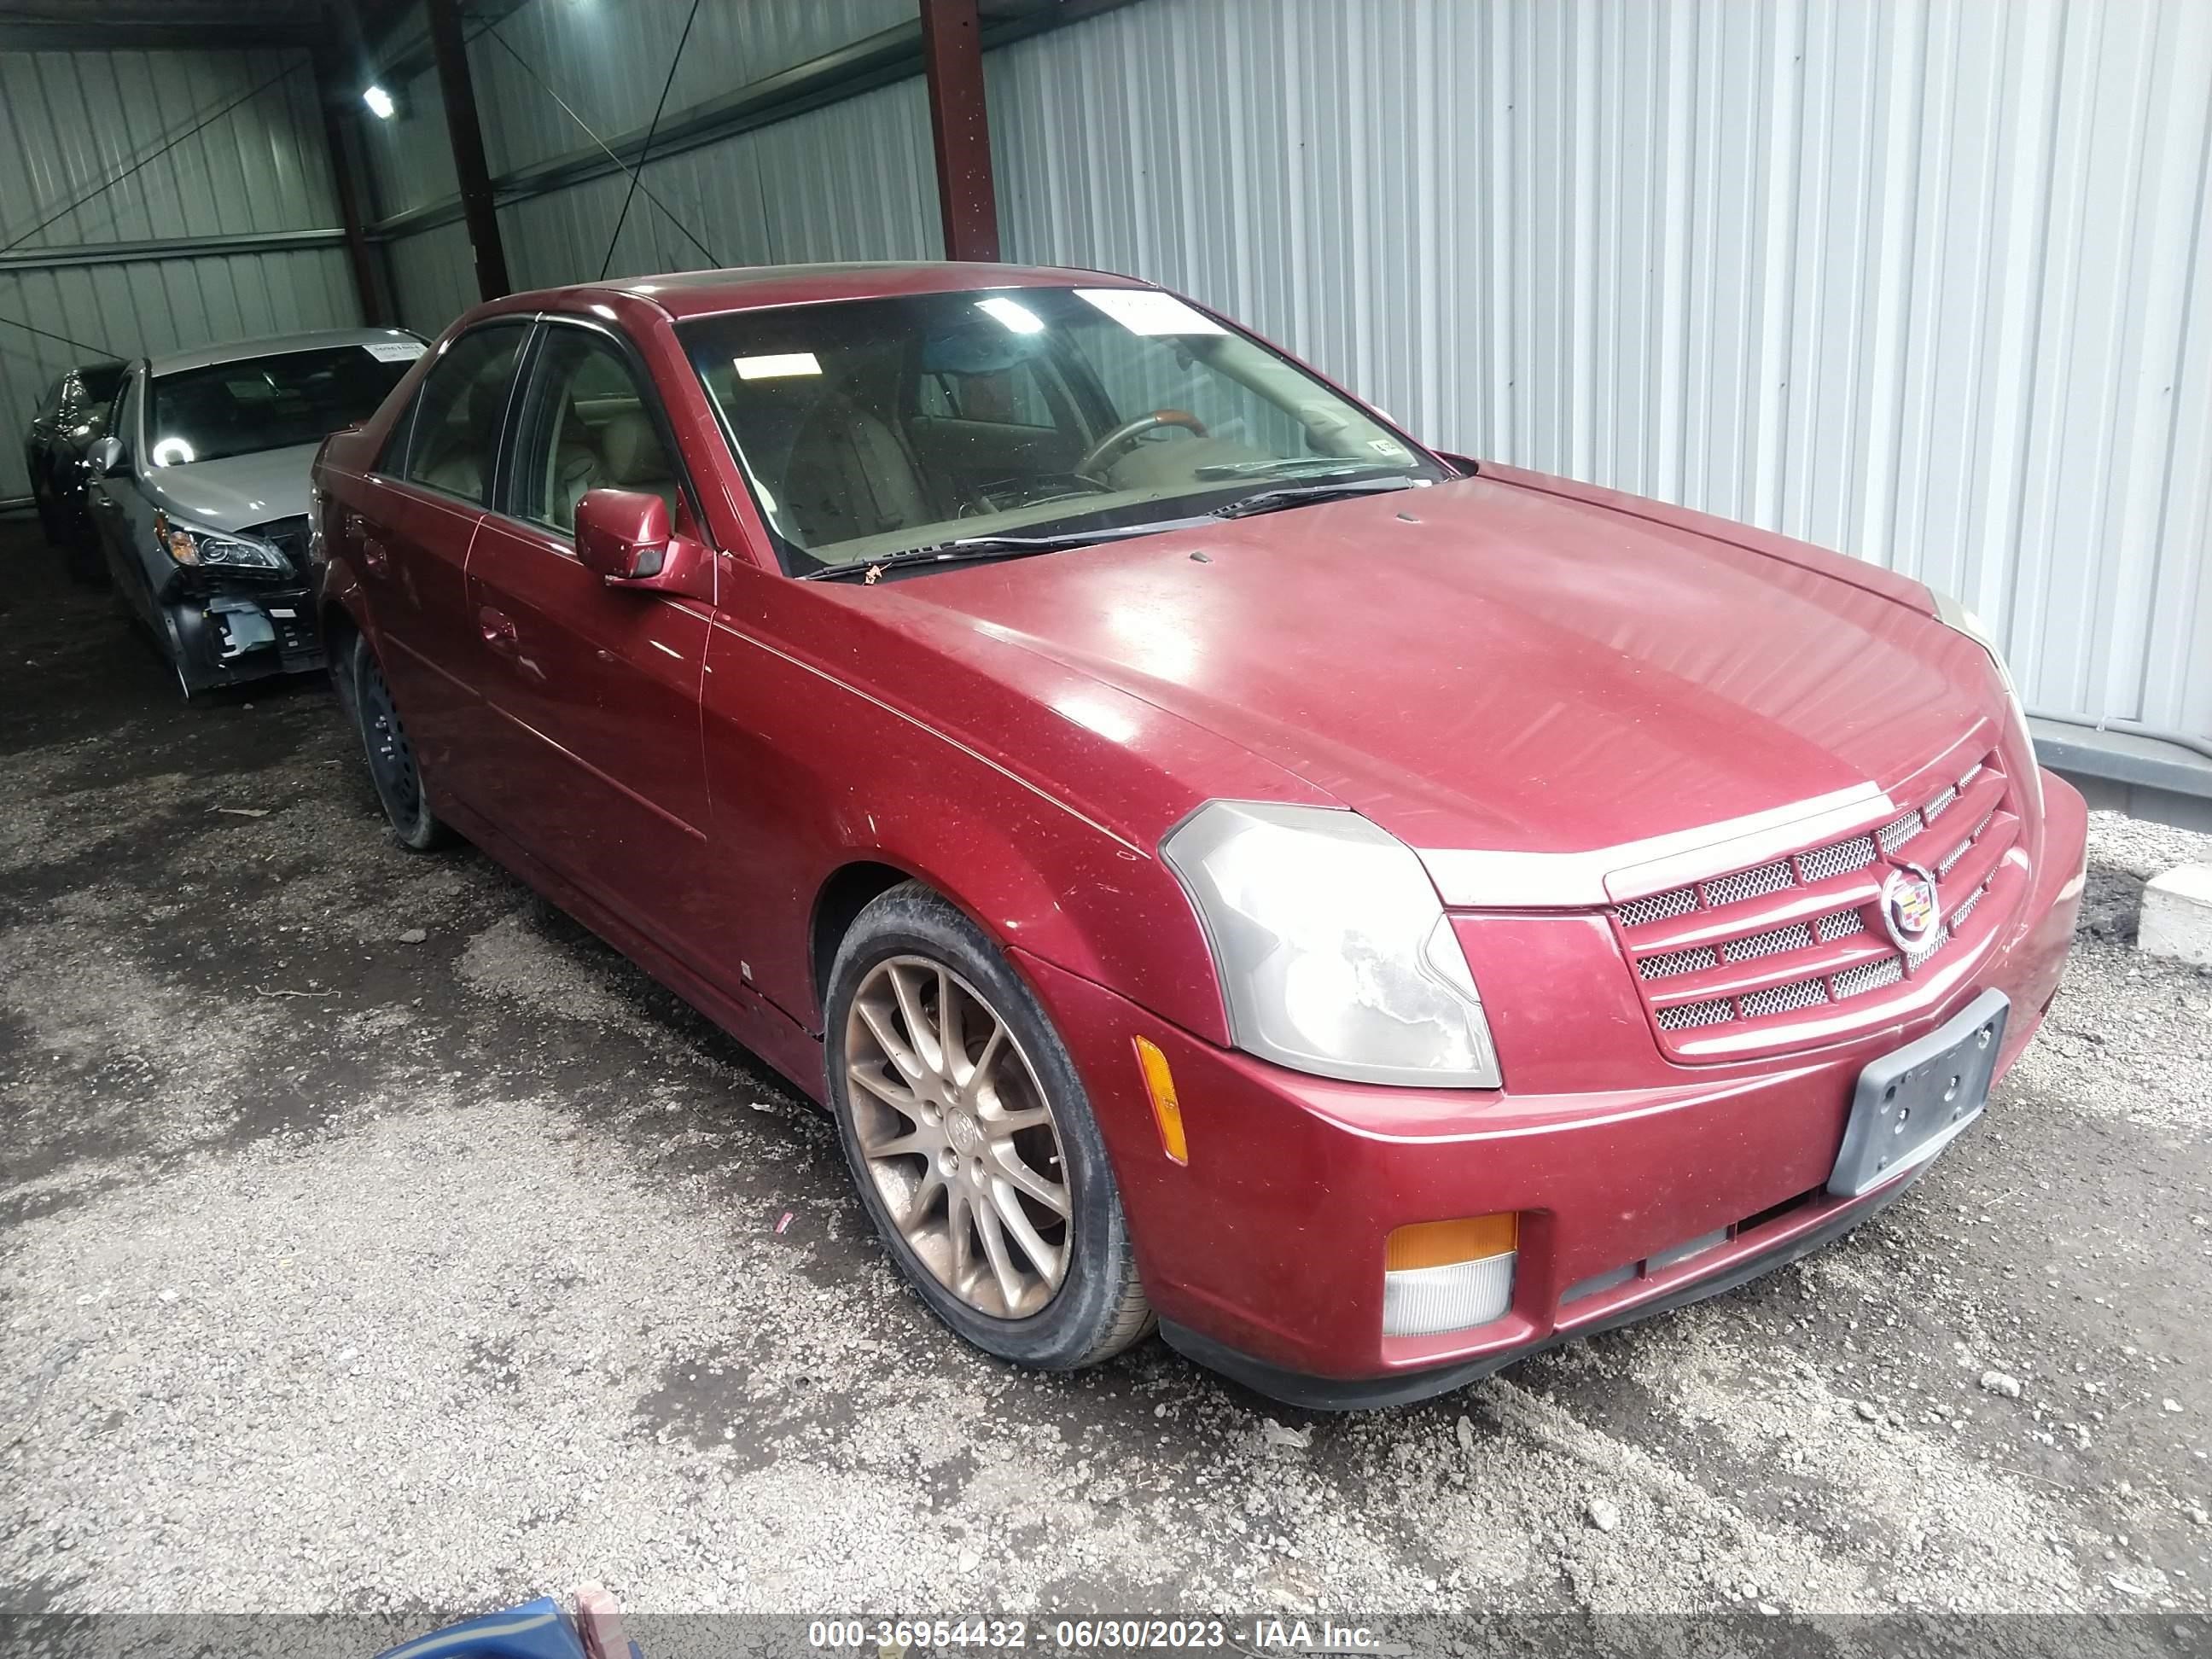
[3,515,2209,1627]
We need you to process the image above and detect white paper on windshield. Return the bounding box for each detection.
[362,340,427,362]
[734,352,823,381]
[1075,288,1225,336]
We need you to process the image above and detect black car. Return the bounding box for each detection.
[23,358,126,579]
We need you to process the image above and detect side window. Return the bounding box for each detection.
[509,326,678,538]
[399,324,527,506]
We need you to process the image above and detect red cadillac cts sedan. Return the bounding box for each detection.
[310,264,2087,1408]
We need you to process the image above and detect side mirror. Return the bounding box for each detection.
[89,435,128,477]
[574,488,712,602]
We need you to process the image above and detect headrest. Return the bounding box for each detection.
[599,411,669,485]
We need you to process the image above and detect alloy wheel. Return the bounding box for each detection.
[843,955,1072,1319]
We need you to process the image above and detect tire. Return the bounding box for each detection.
[349,633,452,851]
[826,882,1153,1370]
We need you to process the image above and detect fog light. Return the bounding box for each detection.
[1382,1214,1516,1337]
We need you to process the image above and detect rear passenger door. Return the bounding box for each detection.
[463,318,717,947]
[350,321,529,790]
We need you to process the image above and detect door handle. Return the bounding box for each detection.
[478,606,519,654]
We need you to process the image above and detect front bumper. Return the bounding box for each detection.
[166,584,323,692]
[1019,770,2087,1408]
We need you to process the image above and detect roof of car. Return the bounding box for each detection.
[146,327,425,377]
[505,261,1151,323]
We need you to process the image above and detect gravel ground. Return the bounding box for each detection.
[3,519,2209,1626]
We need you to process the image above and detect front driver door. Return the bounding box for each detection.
[463,317,719,956]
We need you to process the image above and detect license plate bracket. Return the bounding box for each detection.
[1828,987,2011,1198]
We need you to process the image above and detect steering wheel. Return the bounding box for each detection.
[1077,409,1209,480]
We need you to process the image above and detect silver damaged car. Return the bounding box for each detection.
[85,328,425,696]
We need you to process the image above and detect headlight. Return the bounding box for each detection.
[1161,800,1502,1089]
[154,511,288,572]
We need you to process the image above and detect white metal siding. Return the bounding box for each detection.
[380,75,942,339]
[0,47,337,248]
[1,46,358,501]
[367,2,939,340]
[470,0,914,179]
[989,0,2212,741]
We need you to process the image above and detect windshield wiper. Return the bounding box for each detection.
[800,515,1214,582]
[1191,457,1399,480]
[1209,477,1419,520]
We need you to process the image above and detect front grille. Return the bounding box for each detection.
[1617,886,1698,928]
[1798,834,1877,882]
[1656,998,1736,1032]
[1739,975,1830,1019]
[1615,742,2025,1046]
[1641,944,1719,980]
[1728,921,1813,962]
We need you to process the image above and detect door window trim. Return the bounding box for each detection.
[381,317,534,509]
[495,312,708,547]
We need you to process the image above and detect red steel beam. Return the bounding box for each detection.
[427,0,511,300]
[312,45,392,326]
[918,0,1000,262]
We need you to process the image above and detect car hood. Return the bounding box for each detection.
[883,472,1995,885]
[139,444,317,532]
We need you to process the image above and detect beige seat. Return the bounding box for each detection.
[781,392,932,547]
[419,378,509,501]
[596,411,680,514]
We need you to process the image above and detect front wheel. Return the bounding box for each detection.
[826,882,1152,1370]
[349,634,451,851]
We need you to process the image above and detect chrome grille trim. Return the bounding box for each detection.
[1612,744,2019,1042]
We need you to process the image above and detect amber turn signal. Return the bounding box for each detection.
[1132,1035,1188,1165]
[1385,1213,1518,1272]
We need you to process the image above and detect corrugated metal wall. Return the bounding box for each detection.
[346,0,2210,743]
[988,0,2212,742]
[362,0,936,338]
[0,45,361,501]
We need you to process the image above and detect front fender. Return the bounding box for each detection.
[700,615,1231,1048]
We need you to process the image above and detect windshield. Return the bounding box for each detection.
[678,286,1446,573]
[145,344,412,468]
